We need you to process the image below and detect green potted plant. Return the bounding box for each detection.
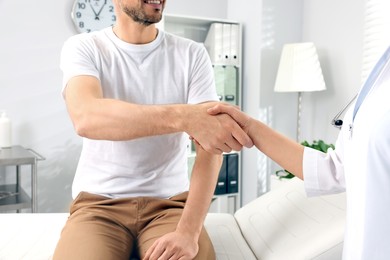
[275,139,335,179]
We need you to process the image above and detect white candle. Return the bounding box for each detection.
[0,110,12,148]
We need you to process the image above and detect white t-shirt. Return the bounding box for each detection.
[303,56,390,259]
[60,27,218,199]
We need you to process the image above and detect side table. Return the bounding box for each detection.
[0,146,45,213]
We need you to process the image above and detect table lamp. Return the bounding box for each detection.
[274,42,326,141]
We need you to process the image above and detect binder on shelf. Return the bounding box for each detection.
[222,23,231,64]
[204,23,223,64]
[230,24,240,66]
[213,65,225,101]
[227,153,239,194]
[214,155,227,195]
[213,65,238,105]
[224,66,238,105]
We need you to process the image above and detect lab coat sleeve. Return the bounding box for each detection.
[303,139,346,197]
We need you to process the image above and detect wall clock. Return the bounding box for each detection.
[71,0,116,33]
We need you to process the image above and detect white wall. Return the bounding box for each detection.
[300,0,365,143]
[165,0,227,19]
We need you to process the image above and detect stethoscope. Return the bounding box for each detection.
[331,93,358,129]
[331,46,390,129]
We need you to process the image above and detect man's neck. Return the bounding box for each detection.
[112,22,158,44]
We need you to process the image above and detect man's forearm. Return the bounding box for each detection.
[176,149,222,238]
[68,97,193,141]
[65,76,192,140]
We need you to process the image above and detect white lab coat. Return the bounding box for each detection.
[303,61,390,259]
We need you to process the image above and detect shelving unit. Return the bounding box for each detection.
[162,14,243,214]
[0,146,44,213]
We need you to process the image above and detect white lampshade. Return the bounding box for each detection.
[274,42,326,92]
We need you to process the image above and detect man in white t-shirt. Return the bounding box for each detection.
[53,1,252,260]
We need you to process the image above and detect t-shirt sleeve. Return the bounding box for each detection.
[59,35,100,98]
[187,43,219,104]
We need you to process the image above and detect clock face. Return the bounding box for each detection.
[71,0,116,33]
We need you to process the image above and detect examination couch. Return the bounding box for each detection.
[0,178,346,260]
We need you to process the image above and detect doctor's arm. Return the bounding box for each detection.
[208,104,305,179]
[143,144,222,260]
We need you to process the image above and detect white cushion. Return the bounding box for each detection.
[204,213,256,260]
[0,213,68,260]
[234,177,346,260]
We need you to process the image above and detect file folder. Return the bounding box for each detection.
[227,153,239,194]
[224,66,238,105]
[230,24,240,66]
[204,23,223,64]
[222,23,231,64]
[214,155,227,195]
[213,65,225,101]
[213,65,238,104]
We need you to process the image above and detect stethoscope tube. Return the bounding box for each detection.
[331,93,358,128]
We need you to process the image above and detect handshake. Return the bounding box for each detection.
[188,102,256,155]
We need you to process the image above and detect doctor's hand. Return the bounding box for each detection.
[207,103,254,138]
[143,230,198,260]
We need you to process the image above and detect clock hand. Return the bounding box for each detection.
[96,0,108,18]
[89,2,100,20]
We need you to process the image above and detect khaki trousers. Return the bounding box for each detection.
[53,191,215,260]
